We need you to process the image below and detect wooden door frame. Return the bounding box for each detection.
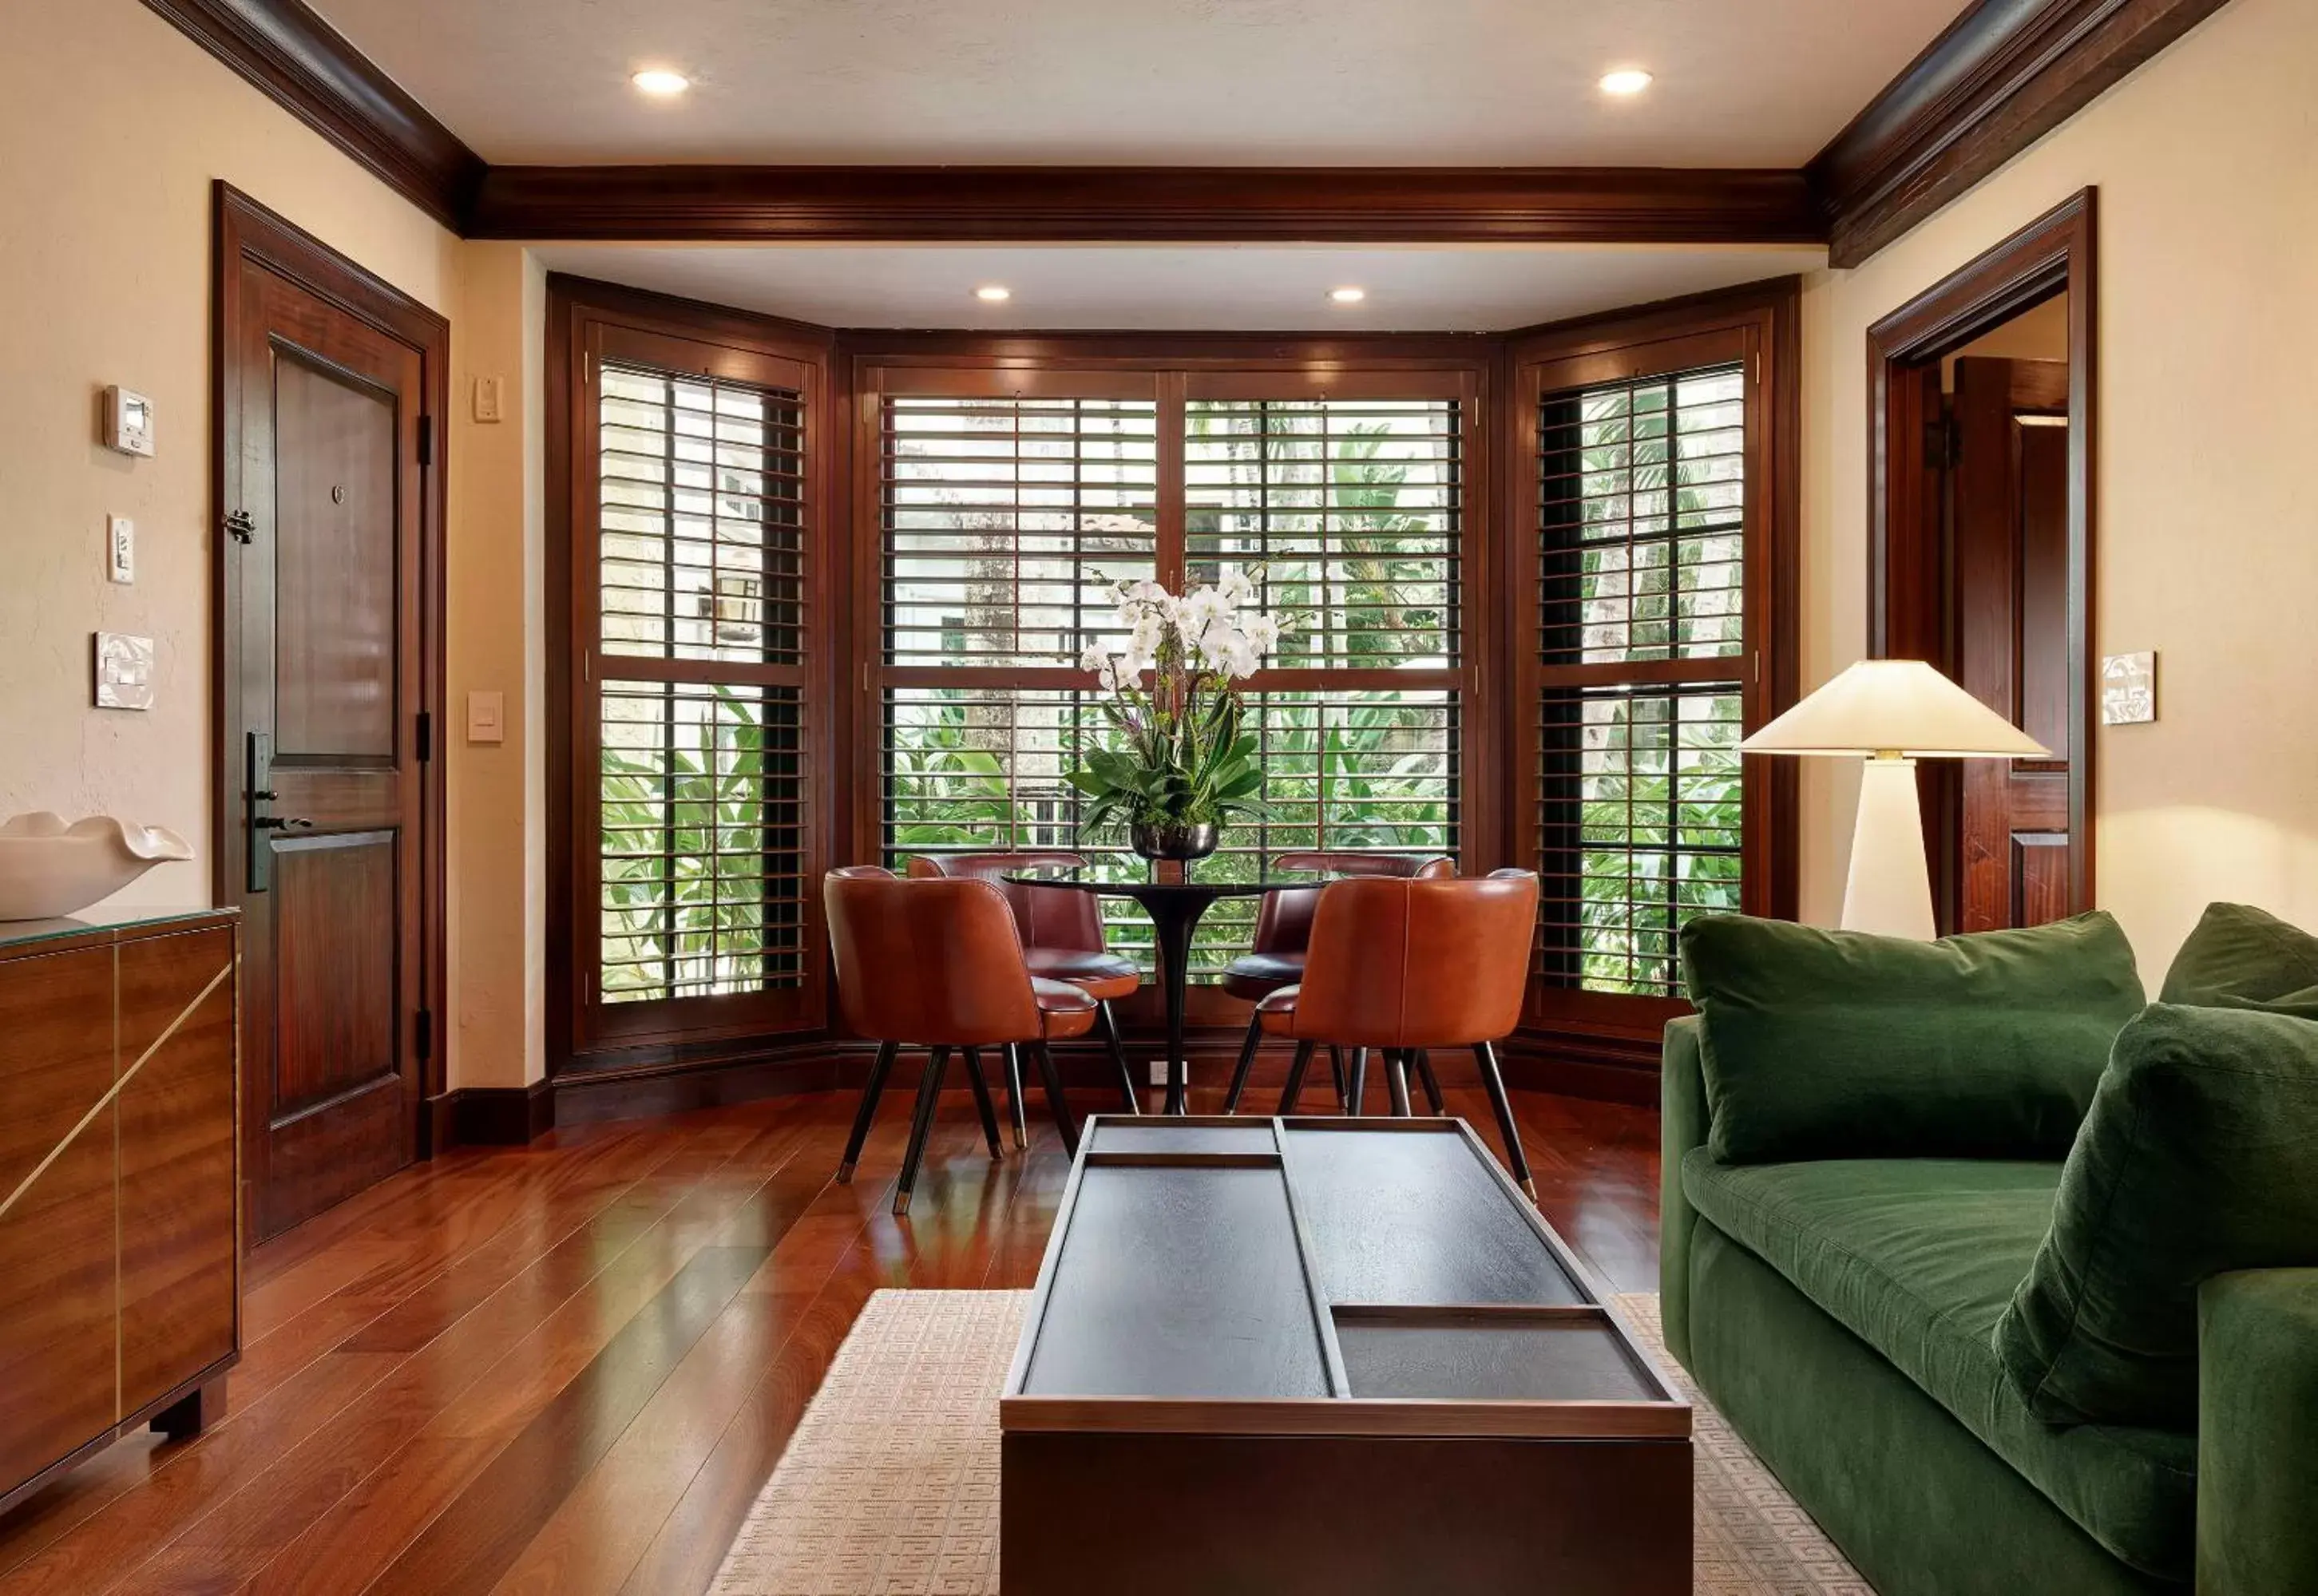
[210,183,450,1147]
[1866,187,2097,922]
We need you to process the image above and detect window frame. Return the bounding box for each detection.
[850,347,1494,1020]
[548,279,838,1072]
[1505,283,1801,1046]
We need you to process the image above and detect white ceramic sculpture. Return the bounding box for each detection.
[0,812,195,921]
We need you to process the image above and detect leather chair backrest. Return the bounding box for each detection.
[1251,852,1456,957]
[824,865,1043,1045]
[1290,869,1539,1048]
[906,850,1107,954]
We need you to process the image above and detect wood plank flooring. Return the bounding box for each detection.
[0,1083,1659,1595]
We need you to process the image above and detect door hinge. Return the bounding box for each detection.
[1927,416,1962,469]
[414,1008,434,1061]
[417,414,434,467]
[415,710,434,762]
[224,509,256,545]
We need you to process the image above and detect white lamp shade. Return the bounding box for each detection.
[1741,659,2050,759]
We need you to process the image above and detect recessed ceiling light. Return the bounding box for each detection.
[1328,287,1367,304]
[974,285,1012,303]
[631,69,691,97]
[1599,68,1654,97]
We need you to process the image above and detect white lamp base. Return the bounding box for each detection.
[1840,754,1938,940]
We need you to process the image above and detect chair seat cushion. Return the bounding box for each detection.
[1221,950,1306,1001]
[1032,977,1099,1041]
[1026,947,1140,1001]
[1255,984,1299,1036]
[1684,1153,2197,1581]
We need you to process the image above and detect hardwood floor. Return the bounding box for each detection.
[0,1082,1659,1595]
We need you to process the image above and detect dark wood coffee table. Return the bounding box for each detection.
[1000,1115,1692,1594]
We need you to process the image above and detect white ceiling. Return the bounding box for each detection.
[533,242,1829,331]
[311,0,1959,168]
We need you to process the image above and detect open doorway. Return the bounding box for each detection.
[1868,190,2095,935]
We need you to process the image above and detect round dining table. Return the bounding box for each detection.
[1002,864,1329,1115]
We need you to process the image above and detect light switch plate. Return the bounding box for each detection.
[466,689,505,743]
[2101,651,2157,725]
[94,632,154,710]
[473,374,504,423]
[106,515,134,584]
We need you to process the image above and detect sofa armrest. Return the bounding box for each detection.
[2199,1269,2318,1594]
[1660,1014,1711,1367]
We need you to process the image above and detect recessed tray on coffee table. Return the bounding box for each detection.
[1000,1115,1692,1594]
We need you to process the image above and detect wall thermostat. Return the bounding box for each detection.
[103,386,156,457]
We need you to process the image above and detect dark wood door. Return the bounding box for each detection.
[1952,356,2073,931]
[221,252,428,1240]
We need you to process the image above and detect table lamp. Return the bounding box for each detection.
[1740,659,2049,939]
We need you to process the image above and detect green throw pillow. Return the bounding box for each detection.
[1995,1001,2318,1428]
[2159,901,2318,1019]
[1679,912,2144,1164]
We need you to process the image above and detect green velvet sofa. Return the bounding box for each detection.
[1661,914,2318,1596]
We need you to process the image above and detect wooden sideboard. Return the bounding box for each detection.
[0,908,240,1516]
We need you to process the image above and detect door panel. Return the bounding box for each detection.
[273,354,400,761]
[1953,356,2073,933]
[223,249,428,1241]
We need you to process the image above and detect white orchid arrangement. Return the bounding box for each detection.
[1067,568,1294,834]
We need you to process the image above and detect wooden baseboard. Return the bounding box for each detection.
[428,1080,556,1147]
[434,1024,1666,1148]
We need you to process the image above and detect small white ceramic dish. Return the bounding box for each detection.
[0,811,195,921]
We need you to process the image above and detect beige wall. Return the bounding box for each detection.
[1797,0,2318,974]
[1,0,543,1087]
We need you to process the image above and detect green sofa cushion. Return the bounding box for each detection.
[1678,913,2146,1163]
[1995,1001,2318,1429]
[2159,901,2318,1018]
[1684,1154,2197,1580]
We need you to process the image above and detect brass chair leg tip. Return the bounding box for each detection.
[1012,1132,1028,1150]
[893,1191,913,1217]
[835,1162,854,1185]
[1520,1178,1539,1201]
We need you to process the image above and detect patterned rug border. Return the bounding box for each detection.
[711,1287,1873,1595]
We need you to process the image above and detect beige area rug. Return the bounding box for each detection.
[710,1289,1872,1596]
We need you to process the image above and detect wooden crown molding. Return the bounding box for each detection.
[149,0,2233,260]
[1808,0,2233,267]
[140,0,484,229]
[469,164,1821,244]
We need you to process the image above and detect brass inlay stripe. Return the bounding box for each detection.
[0,960,234,1228]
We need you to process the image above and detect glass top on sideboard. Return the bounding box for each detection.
[0,906,234,952]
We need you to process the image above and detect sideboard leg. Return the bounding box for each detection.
[152,1377,228,1440]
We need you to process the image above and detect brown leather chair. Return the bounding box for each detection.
[1256,869,1542,1197]
[825,865,1092,1214]
[907,850,1143,1133]
[1219,851,1454,1115]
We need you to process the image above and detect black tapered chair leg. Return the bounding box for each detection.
[838,1040,901,1182]
[1099,1000,1142,1114]
[961,1047,1004,1159]
[1345,1048,1370,1117]
[1222,1014,1263,1115]
[1028,1040,1080,1156]
[895,1047,952,1216]
[1003,1043,1029,1150]
[1472,1040,1536,1199]
[1386,1050,1413,1117]
[1413,1048,1446,1115]
[1328,1045,1349,1111]
[1274,1040,1317,1114]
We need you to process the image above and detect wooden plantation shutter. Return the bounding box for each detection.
[577,321,826,1051]
[1512,311,1791,1042]
[1179,377,1472,972]
[867,364,1477,979]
